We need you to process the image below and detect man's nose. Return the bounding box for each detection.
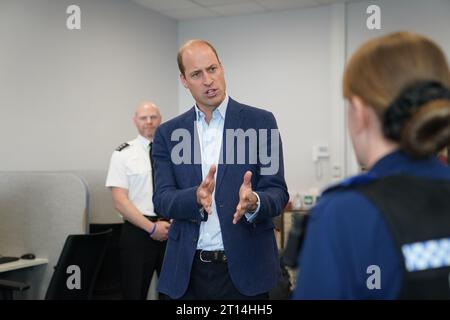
[203,73,213,86]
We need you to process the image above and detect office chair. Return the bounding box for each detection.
[90,224,123,299]
[0,229,112,300]
[0,279,30,300]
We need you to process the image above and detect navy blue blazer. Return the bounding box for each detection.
[152,97,289,298]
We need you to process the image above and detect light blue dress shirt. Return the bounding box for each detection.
[195,95,260,251]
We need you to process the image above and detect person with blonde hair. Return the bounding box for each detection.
[293,32,450,299]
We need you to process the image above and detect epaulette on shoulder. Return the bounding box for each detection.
[115,142,130,152]
[322,172,378,195]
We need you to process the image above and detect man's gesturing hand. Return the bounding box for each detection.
[196,165,216,215]
[233,171,258,224]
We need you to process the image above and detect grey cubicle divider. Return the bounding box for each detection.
[73,170,123,224]
[0,172,89,299]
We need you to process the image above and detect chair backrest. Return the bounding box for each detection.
[45,229,112,300]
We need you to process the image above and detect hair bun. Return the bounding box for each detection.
[401,100,450,158]
[383,81,450,141]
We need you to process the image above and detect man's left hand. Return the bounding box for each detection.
[233,171,258,224]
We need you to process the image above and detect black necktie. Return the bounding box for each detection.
[150,142,165,218]
[149,142,155,193]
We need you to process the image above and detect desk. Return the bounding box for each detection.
[0,258,48,273]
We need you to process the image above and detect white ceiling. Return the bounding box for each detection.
[132,0,355,21]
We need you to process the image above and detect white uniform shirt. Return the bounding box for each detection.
[105,135,157,217]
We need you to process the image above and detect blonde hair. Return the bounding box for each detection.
[343,32,450,157]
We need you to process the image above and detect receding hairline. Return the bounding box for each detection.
[177,39,221,75]
[134,101,161,117]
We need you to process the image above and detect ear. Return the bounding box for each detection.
[349,95,370,132]
[180,73,188,89]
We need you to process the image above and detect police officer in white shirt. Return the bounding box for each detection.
[106,102,170,300]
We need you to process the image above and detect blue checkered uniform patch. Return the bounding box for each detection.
[402,238,450,272]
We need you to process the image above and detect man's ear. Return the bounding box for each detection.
[349,95,370,132]
[180,73,188,89]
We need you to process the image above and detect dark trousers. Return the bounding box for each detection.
[119,220,166,300]
[178,253,268,300]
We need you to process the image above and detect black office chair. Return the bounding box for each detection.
[0,229,112,300]
[89,223,123,299]
[0,279,30,300]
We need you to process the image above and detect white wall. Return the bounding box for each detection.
[178,0,450,195]
[0,0,179,172]
[178,4,348,196]
[345,0,450,174]
[347,0,450,55]
[2,0,450,201]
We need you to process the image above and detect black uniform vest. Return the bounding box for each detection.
[357,175,450,299]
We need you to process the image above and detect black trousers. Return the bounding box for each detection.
[119,220,166,300]
[178,254,269,300]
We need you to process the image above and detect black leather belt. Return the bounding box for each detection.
[145,216,170,222]
[195,250,227,263]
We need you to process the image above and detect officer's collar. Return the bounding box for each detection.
[136,135,151,148]
[321,150,438,196]
[369,150,436,178]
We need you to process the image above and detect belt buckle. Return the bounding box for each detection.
[199,250,212,263]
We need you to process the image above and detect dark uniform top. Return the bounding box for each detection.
[293,150,450,299]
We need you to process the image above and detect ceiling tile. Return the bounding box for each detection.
[133,0,359,21]
[317,0,348,4]
[133,0,198,12]
[209,2,268,16]
[255,0,320,11]
[162,6,220,20]
[192,0,244,6]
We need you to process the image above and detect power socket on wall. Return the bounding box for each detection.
[312,145,329,163]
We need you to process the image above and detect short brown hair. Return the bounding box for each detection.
[177,39,221,76]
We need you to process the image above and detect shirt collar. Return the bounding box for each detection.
[136,135,151,149]
[195,94,229,121]
[369,149,438,177]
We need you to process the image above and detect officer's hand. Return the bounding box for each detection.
[196,165,216,215]
[233,171,258,224]
[151,220,171,241]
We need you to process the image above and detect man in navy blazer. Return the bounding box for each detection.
[152,39,289,299]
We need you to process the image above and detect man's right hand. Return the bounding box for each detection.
[196,165,216,215]
[151,220,171,241]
